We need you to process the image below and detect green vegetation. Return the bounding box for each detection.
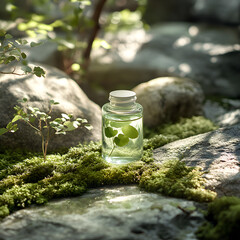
[0,99,92,160]
[0,116,218,219]
[0,31,45,77]
[196,197,240,240]
[144,116,218,139]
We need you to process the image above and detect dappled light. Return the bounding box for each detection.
[0,0,240,239]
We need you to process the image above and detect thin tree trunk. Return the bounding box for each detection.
[82,0,107,72]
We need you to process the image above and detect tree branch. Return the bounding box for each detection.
[0,69,26,76]
[82,0,107,72]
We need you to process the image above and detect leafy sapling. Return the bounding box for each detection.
[0,98,92,160]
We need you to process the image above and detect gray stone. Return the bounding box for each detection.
[22,39,60,68]
[0,64,101,152]
[0,186,204,240]
[153,124,240,197]
[133,77,204,127]
[192,0,239,25]
[203,98,240,127]
[142,0,239,25]
[88,23,240,104]
[143,0,195,24]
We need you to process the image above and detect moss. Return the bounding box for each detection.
[0,117,219,219]
[144,116,218,139]
[196,197,240,240]
[139,159,216,202]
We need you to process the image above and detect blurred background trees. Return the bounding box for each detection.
[0,0,147,80]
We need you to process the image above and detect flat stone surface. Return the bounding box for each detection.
[0,186,204,240]
[154,124,240,197]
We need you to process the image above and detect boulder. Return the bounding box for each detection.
[142,0,239,25]
[154,124,240,197]
[88,23,240,104]
[0,64,101,152]
[0,186,204,240]
[192,0,239,25]
[133,77,204,127]
[142,0,195,24]
[203,98,240,127]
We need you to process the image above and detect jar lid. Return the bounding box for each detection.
[109,90,136,106]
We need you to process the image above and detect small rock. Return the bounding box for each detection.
[133,77,204,127]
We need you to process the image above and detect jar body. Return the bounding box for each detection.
[102,103,143,164]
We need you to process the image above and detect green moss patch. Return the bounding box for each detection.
[0,116,218,219]
[196,197,240,240]
[144,116,217,139]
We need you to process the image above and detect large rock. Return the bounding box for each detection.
[192,0,239,25]
[143,0,195,24]
[88,23,240,105]
[0,64,101,152]
[0,186,204,240]
[143,0,239,25]
[203,98,240,127]
[133,77,204,127]
[154,124,240,197]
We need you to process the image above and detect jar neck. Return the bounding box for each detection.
[109,90,137,108]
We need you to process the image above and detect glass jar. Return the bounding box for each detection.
[102,90,143,164]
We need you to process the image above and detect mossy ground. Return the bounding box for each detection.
[196,197,240,240]
[0,116,218,220]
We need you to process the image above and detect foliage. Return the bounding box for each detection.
[196,196,240,240]
[104,121,139,156]
[0,98,92,160]
[0,116,218,219]
[0,31,45,77]
[0,0,148,77]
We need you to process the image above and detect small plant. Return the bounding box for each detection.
[0,31,45,77]
[104,121,139,156]
[0,98,92,160]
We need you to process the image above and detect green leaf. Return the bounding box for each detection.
[0,29,6,37]
[122,125,139,139]
[29,116,36,123]
[64,121,79,131]
[10,124,18,132]
[16,39,28,45]
[84,124,93,130]
[33,66,45,77]
[21,65,32,73]
[49,100,59,105]
[4,56,16,64]
[30,42,42,47]
[21,52,27,59]
[61,113,70,120]
[105,127,118,138]
[110,121,130,128]
[5,33,13,39]
[12,115,22,123]
[18,98,28,103]
[6,122,13,129]
[0,128,8,135]
[114,134,129,147]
